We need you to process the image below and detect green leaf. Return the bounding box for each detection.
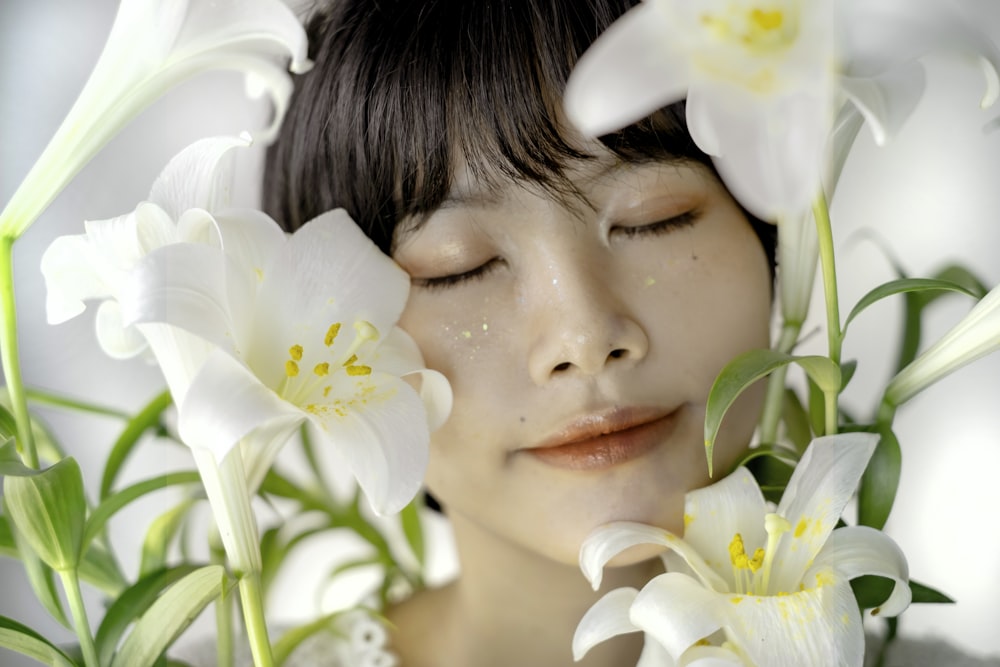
[0,402,17,442]
[82,471,201,554]
[780,389,813,453]
[843,278,980,332]
[95,565,201,666]
[858,426,902,530]
[110,565,230,667]
[0,615,77,667]
[909,579,954,604]
[4,457,86,571]
[851,576,953,611]
[705,350,840,475]
[1,511,123,597]
[100,390,174,500]
[3,503,70,628]
[400,498,425,568]
[140,498,198,578]
[839,359,857,392]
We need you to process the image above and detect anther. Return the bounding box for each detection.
[325,323,342,347]
[289,344,303,361]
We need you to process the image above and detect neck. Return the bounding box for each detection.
[439,512,661,667]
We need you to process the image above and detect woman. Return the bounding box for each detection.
[265,0,776,664]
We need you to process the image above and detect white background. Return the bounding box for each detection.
[1,1,999,664]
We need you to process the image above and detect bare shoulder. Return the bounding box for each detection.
[385,583,459,667]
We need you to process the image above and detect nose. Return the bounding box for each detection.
[526,258,649,385]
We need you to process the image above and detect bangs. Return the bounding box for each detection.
[263,0,712,255]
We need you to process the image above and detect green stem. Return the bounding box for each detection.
[813,192,842,368]
[59,567,99,667]
[25,388,131,420]
[211,526,234,667]
[0,236,37,468]
[759,322,803,445]
[824,389,838,436]
[238,572,274,667]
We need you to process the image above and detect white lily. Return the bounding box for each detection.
[574,433,910,667]
[0,0,310,240]
[120,206,451,515]
[885,282,1000,408]
[563,0,1000,220]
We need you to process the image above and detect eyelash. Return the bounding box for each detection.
[413,209,700,290]
[613,208,701,238]
[413,257,503,291]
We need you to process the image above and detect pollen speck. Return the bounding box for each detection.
[323,386,332,397]
[644,276,656,287]
[461,331,471,339]
[794,518,808,538]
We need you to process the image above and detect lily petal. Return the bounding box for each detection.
[563,1,690,137]
[247,210,409,380]
[700,83,830,220]
[723,576,863,667]
[148,134,253,219]
[580,522,727,592]
[682,467,768,588]
[886,283,1000,407]
[771,433,878,594]
[40,235,108,324]
[839,62,927,146]
[678,645,745,666]
[95,301,148,360]
[372,327,453,431]
[809,525,911,617]
[572,587,641,661]
[630,572,724,660]
[121,243,240,355]
[303,373,430,516]
[179,348,304,462]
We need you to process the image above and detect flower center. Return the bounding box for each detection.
[700,3,798,55]
[728,512,792,595]
[277,320,379,405]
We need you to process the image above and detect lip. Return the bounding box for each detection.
[523,406,681,471]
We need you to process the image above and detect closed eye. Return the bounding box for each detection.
[613,209,701,238]
[412,257,503,290]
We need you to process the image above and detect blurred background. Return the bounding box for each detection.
[1,0,999,664]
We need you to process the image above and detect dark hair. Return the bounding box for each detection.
[263,0,776,269]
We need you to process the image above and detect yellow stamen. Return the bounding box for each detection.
[314,362,330,376]
[289,344,303,361]
[749,548,765,573]
[325,323,342,346]
[346,365,372,376]
[285,360,300,377]
[342,354,358,367]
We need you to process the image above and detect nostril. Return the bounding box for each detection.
[553,361,571,372]
[608,348,627,360]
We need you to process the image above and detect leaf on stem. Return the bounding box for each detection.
[3,456,86,572]
[3,505,70,628]
[843,277,981,333]
[0,615,76,667]
[95,564,201,667]
[858,426,901,531]
[110,565,231,667]
[705,349,841,475]
[100,390,174,499]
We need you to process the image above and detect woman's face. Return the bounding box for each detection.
[392,153,772,566]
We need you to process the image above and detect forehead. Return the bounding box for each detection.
[394,150,705,245]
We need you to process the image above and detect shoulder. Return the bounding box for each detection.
[866,634,1000,667]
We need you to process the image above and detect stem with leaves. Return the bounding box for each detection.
[813,192,842,435]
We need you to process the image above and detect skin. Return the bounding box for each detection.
[386,149,772,667]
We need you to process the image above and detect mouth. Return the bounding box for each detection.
[522,406,682,471]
